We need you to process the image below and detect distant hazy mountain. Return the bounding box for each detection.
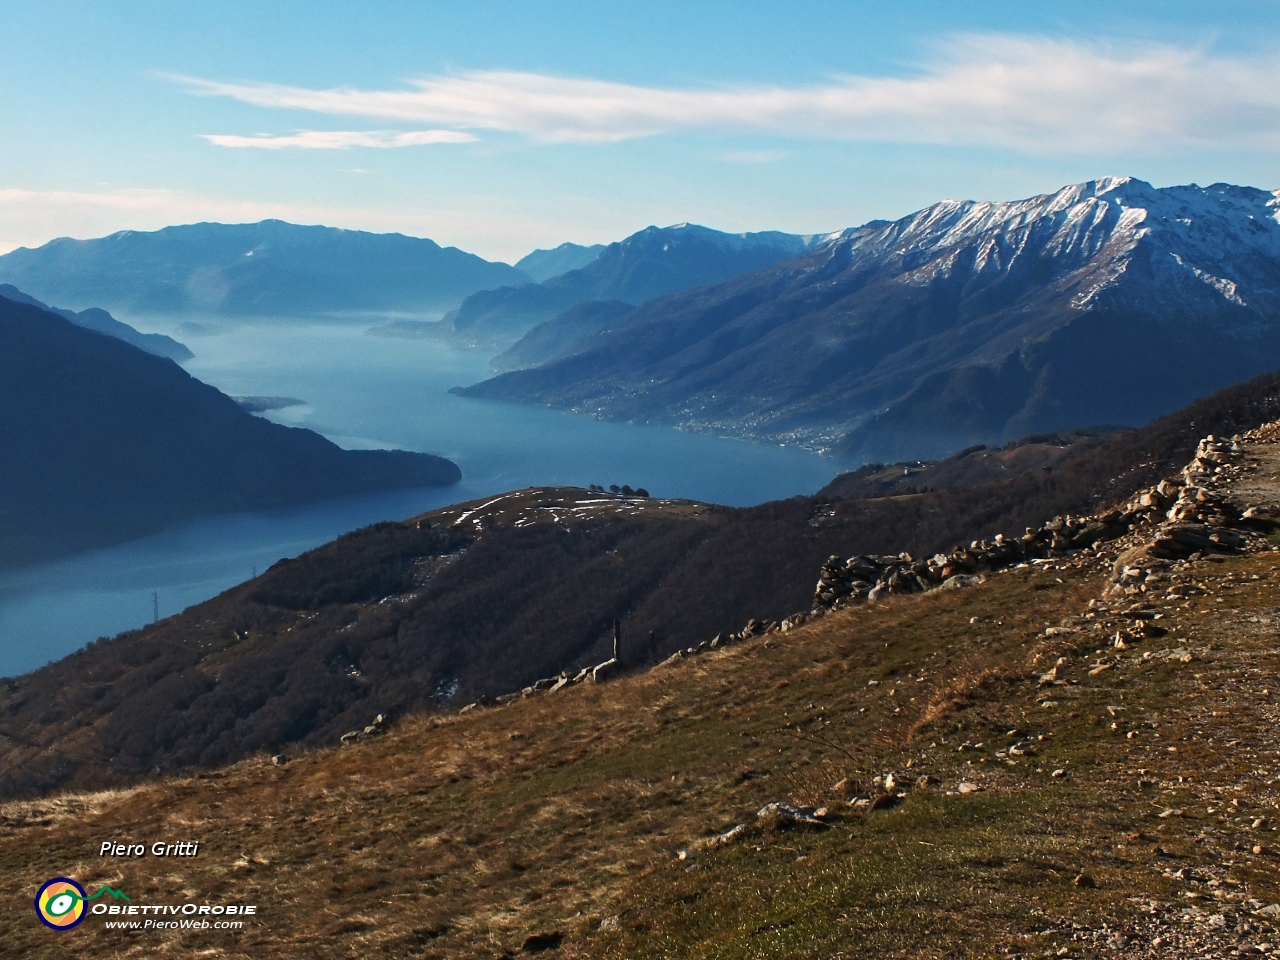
[491,300,635,371]
[0,284,192,361]
[0,296,460,568]
[514,242,606,282]
[458,178,1280,460]
[444,223,821,347]
[0,220,530,321]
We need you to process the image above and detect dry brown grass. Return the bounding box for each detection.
[4,546,1280,957]
[908,666,1031,741]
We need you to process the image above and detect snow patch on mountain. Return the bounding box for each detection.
[803,177,1280,323]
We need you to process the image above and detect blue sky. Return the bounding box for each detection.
[3,0,1279,261]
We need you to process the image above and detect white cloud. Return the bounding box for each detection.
[170,35,1280,152]
[200,129,477,149]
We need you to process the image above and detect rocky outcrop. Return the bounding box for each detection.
[809,435,1272,614]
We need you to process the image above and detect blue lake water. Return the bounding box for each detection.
[0,322,838,676]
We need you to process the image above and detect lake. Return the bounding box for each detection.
[0,322,838,676]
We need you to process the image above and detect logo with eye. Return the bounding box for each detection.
[34,877,130,930]
[35,877,88,929]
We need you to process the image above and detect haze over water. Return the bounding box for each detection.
[0,322,836,676]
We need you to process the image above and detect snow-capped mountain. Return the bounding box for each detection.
[826,177,1278,322]
[459,178,1280,461]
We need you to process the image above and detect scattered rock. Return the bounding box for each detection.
[588,658,619,683]
[342,714,388,743]
[957,782,980,795]
[598,915,621,933]
[685,823,751,855]
[757,801,828,827]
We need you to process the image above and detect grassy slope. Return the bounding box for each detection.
[4,533,1279,957]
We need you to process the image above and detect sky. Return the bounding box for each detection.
[2,0,1280,263]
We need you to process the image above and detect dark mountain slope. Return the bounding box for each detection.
[816,428,1123,499]
[0,298,459,568]
[5,368,1280,798]
[0,220,528,320]
[459,179,1280,459]
[0,283,192,360]
[444,223,819,346]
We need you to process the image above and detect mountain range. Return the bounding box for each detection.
[459,178,1280,461]
[0,283,192,360]
[441,223,821,347]
[0,296,460,568]
[0,220,529,321]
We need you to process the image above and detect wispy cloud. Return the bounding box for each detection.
[719,150,789,164]
[171,35,1280,152]
[200,129,477,149]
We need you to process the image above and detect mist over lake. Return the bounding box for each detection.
[0,322,836,676]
